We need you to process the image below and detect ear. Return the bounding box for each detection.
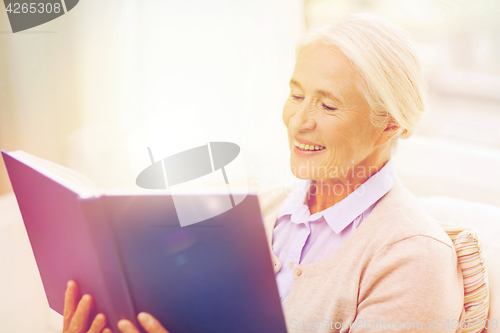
[374,116,400,147]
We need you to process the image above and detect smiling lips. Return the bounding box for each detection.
[294,140,325,151]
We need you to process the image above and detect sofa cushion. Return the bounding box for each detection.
[441,225,489,333]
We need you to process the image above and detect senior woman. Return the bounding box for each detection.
[62,13,465,333]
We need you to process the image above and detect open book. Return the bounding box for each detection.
[2,150,286,333]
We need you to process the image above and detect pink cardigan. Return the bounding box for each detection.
[258,178,465,332]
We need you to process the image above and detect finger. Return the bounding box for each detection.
[137,313,170,333]
[68,294,94,333]
[117,319,141,333]
[63,280,79,332]
[87,313,106,333]
[102,328,114,333]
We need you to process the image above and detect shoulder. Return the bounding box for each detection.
[367,178,455,251]
[356,178,461,298]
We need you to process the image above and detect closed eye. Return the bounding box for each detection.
[291,95,304,100]
[322,104,337,111]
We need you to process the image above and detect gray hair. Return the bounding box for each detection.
[296,13,427,144]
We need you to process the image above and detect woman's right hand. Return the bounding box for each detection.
[63,280,112,333]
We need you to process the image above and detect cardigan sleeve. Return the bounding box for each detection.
[352,235,465,333]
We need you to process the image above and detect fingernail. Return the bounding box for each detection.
[95,314,104,325]
[81,294,92,308]
[118,319,132,331]
[138,312,155,328]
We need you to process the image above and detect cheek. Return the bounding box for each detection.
[317,115,351,146]
[353,117,379,146]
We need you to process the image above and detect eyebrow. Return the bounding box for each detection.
[289,79,345,106]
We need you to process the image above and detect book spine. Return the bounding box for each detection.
[79,197,140,333]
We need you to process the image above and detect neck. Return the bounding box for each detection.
[306,153,390,215]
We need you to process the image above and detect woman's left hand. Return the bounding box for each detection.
[117,313,169,333]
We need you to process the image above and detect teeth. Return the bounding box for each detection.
[294,140,325,151]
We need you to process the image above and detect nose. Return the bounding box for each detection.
[288,100,317,132]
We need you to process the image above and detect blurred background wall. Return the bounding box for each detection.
[0,6,81,194]
[0,0,304,196]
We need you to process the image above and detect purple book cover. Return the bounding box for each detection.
[2,150,138,332]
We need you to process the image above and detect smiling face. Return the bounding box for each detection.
[283,42,387,181]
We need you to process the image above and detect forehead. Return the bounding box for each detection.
[291,42,358,95]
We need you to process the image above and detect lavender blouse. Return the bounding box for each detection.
[272,159,397,306]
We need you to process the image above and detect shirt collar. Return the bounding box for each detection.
[277,159,397,234]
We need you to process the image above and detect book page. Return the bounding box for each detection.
[7,151,101,198]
